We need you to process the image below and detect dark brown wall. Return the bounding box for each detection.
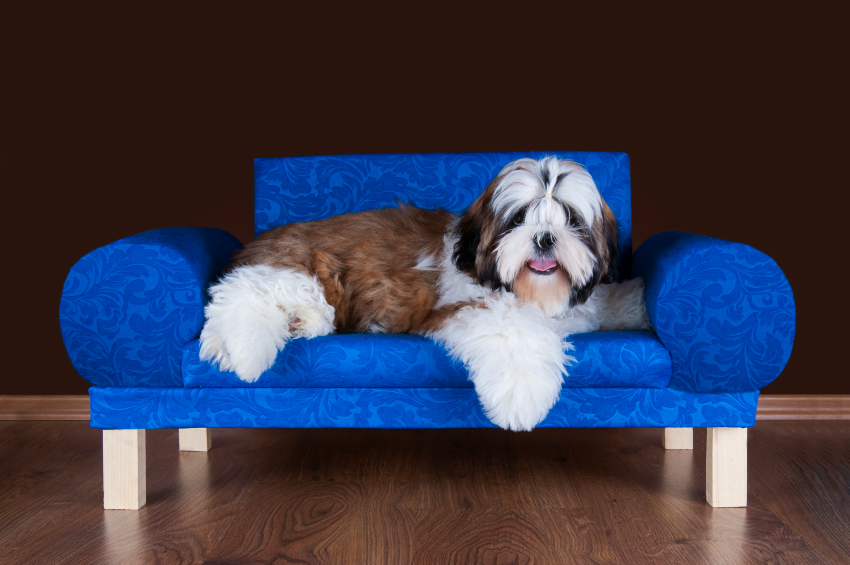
[3,5,843,395]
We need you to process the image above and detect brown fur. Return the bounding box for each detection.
[414,301,480,334]
[231,205,451,334]
[593,200,619,282]
[512,268,571,316]
[473,183,500,275]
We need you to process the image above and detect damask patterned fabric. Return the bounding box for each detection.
[255,152,634,277]
[88,386,758,430]
[60,227,242,387]
[61,153,796,434]
[633,231,795,392]
[182,331,672,390]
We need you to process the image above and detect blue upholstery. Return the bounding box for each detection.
[633,231,795,392]
[89,386,758,430]
[256,152,634,277]
[58,152,795,432]
[182,331,672,389]
[60,228,242,387]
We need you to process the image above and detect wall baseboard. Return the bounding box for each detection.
[756,394,850,420]
[1,394,848,422]
[0,395,90,420]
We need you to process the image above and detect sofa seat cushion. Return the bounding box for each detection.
[182,330,671,389]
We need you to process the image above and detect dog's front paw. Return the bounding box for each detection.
[474,362,566,432]
[429,294,571,431]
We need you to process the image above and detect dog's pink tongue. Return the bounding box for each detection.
[529,259,557,271]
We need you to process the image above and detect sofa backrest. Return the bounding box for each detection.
[254,152,632,277]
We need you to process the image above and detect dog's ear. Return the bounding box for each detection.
[453,211,481,272]
[595,200,619,284]
[453,178,504,288]
[568,199,619,306]
[569,271,599,307]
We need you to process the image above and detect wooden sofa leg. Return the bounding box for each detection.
[706,427,747,507]
[179,428,211,452]
[103,429,146,510]
[662,427,693,449]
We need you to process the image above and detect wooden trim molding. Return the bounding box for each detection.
[1,394,848,421]
[0,395,90,420]
[756,394,850,420]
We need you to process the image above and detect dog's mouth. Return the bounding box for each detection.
[527,259,559,275]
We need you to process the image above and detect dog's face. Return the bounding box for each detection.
[453,157,619,316]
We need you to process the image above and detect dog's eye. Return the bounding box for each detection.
[561,204,583,229]
[510,208,526,228]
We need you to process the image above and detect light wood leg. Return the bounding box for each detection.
[662,427,694,450]
[706,427,747,507]
[179,428,211,452]
[103,429,146,510]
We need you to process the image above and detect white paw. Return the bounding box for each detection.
[428,293,572,432]
[475,361,567,432]
[199,314,284,383]
[198,331,230,372]
[287,306,334,338]
[199,264,336,383]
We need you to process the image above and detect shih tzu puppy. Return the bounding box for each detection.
[199,156,650,431]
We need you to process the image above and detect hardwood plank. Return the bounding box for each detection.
[748,422,850,565]
[412,509,620,565]
[0,422,846,564]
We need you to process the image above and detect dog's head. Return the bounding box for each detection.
[453,156,619,316]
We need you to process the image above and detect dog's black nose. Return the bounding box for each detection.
[537,232,555,250]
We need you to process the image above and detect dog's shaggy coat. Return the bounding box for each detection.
[200,157,650,431]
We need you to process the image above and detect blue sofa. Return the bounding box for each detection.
[59,151,795,509]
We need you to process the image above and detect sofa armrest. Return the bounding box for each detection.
[632,231,795,393]
[60,227,242,387]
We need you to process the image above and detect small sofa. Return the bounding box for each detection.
[59,151,795,510]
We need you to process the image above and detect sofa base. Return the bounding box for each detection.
[88,387,759,430]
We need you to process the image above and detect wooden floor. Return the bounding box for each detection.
[0,422,847,564]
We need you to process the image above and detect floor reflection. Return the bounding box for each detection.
[102,510,143,563]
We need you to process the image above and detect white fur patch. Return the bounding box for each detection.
[434,232,491,308]
[492,156,602,225]
[199,265,336,382]
[556,277,651,334]
[428,292,572,432]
